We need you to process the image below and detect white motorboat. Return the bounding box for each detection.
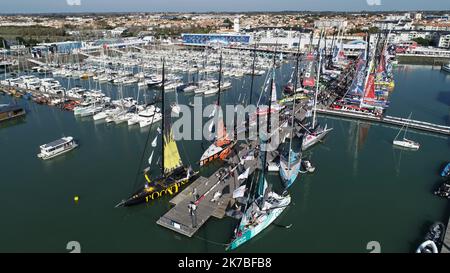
[139,112,162,128]
[37,136,78,160]
[183,85,198,92]
[79,106,103,117]
[128,106,159,126]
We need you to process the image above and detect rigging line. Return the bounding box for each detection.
[131,105,158,191]
[194,235,230,247]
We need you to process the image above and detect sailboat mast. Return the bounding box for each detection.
[313,32,323,129]
[249,43,257,105]
[404,112,413,139]
[288,35,302,169]
[217,51,222,106]
[265,50,277,172]
[161,60,165,175]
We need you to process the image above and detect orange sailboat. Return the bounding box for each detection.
[199,52,236,167]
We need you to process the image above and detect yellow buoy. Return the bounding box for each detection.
[74,196,79,202]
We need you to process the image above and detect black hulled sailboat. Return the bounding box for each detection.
[116,61,198,207]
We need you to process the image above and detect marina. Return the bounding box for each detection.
[1,56,449,252]
[0,7,449,254]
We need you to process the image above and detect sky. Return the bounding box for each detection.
[0,0,449,13]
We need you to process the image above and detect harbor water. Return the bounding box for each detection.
[0,64,449,253]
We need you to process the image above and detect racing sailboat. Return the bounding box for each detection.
[228,51,291,251]
[302,40,333,151]
[116,61,198,207]
[200,52,236,167]
[280,39,302,189]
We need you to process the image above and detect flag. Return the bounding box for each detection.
[238,168,250,180]
[151,136,158,147]
[148,151,154,165]
[233,185,247,198]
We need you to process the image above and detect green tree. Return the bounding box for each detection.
[412,37,431,46]
[368,27,380,34]
[223,18,233,28]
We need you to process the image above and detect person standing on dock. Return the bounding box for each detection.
[188,202,197,228]
[192,188,199,201]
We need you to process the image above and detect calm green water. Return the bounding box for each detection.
[0,65,449,253]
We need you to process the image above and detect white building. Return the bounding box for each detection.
[433,33,450,48]
[233,18,240,33]
[314,19,348,29]
[414,13,423,21]
[373,20,413,31]
[110,27,127,37]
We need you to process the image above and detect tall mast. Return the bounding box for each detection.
[161,59,165,175]
[257,47,277,200]
[217,51,222,106]
[288,35,302,169]
[313,32,323,129]
[249,43,257,105]
[3,40,6,80]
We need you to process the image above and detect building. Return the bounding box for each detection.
[414,13,423,21]
[385,30,432,44]
[415,23,450,32]
[373,19,413,31]
[314,19,348,29]
[181,33,251,46]
[433,32,450,49]
[33,41,84,55]
[233,18,240,33]
[110,27,127,37]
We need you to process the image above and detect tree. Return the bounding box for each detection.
[412,37,431,47]
[368,27,379,34]
[223,18,233,28]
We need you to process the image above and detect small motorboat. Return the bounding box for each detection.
[416,222,445,253]
[441,163,450,177]
[434,182,450,199]
[302,160,316,173]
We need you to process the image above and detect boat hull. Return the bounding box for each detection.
[117,167,199,207]
[38,143,78,160]
[229,194,291,250]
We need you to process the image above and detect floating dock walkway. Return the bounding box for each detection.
[157,109,303,237]
[317,108,450,136]
[156,141,279,237]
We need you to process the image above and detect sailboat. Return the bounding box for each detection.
[228,51,291,251]
[393,113,420,150]
[116,61,199,207]
[200,52,236,167]
[280,39,302,189]
[302,41,333,151]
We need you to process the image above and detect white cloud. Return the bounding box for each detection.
[366,0,382,6]
[66,0,81,6]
